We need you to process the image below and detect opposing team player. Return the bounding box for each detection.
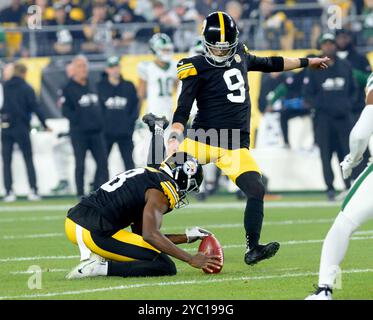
[137,33,178,167]
[167,11,330,265]
[306,74,373,300]
[65,152,221,279]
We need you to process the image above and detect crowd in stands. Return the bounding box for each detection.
[0,0,371,57]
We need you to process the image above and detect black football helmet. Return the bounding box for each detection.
[159,152,203,208]
[202,11,239,67]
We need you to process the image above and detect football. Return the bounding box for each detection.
[198,235,224,274]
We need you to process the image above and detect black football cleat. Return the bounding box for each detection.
[244,242,280,266]
[142,113,169,132]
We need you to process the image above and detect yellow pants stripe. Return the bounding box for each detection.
[65,218,160,262]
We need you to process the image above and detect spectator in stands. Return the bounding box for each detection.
[1,62,51,202]
[59,0,86,22]
[61,55,108,197]
[167,0,199,25]
[97,56,139,171]
[82,2,113,54]
[47,2,83,55]
[251,0,295,50]
[336,28,372,181]
[111,0,147,49]
[225,1,248,41]
[112,0,146,24]
[0,0,26,24]
[362,0,373,45]
[195,0,229,19]
[303,33,355,201]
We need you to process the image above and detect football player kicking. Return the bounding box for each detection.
[65,152,222,279]
[167,11,330,265]
[306,74,373,300]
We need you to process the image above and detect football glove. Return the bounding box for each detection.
[185,227,212,243]
[340,154,363,179]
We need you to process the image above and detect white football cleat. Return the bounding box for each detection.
[66,254,107,279]
[305,286,333,300]
[27,191,41,201]
[4,192,16,202]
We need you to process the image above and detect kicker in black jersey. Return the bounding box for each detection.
[173,42,284,148]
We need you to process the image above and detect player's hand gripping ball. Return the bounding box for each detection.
[198,235,224,274]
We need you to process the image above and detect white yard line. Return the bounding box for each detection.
[10,269,69,275]
[3,235,373,263]
[1,268,373,300]
[0,216,63,223]
[0,201,339,214]
[1,218,336,240]
[2,233,64,240]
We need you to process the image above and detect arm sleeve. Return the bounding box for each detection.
[247,54,284,72]
[349,106,373,162]
[269,83,288,105]
[172,76,199,127]
[27,87,47,128]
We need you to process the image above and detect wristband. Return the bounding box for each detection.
[300,58,309,68]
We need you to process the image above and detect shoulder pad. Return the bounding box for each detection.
[177,58,198,80]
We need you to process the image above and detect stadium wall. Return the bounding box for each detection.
[1,50,372,195]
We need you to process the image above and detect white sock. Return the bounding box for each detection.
[318,212,357,288]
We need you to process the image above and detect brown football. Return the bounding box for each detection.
[198,235,224,274]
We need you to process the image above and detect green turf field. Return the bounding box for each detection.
[1,195,373,300]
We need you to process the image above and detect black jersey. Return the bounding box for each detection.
[173,43,284,148]
[67,167,179,236]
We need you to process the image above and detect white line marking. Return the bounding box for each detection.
[0,255,79,262]
[0,201,339,214]
[0,216,63,223]
[10,269,69,275]
[1,268,373,300]
[2,233,64,240]
[3,235,373,263]
[1,218,336,240]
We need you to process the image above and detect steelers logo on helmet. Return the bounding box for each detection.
[183,159,198,176]
[160,152,204,208]
[202,11,239,67]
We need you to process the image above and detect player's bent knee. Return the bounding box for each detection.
[335,212,359,235]
[157,253,177,276]
[235,171,265,200]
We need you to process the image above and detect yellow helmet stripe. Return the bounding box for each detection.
[218,11,225,42]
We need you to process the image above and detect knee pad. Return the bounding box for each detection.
[236,171,265,200]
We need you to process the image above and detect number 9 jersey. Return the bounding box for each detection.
[173,42,284,148]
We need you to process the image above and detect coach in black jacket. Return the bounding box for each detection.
[97,56,139,170]
[61,55,108,197]
[1,62,49,201]
[303,33,356,201]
